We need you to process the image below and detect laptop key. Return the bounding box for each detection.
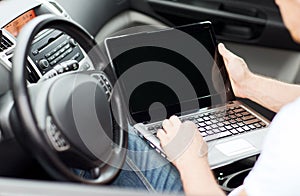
[234,108,245,113]
[243,125,251,131]
[223,121,230,126]
[236,118,243,122]
[260,122,267,127]
[205,126,212,130]
[188,117,194,121]
[249,124,256,130]
[206,130,214,135]
[237,122,245,127]
[199,127,206,132]
[232,124,239,128]
[230,129,239,135]
[205,121,212,125]
[242,111,250,116]
[201,132,208,137]
[210,115,216,119]
[237,127,245,133]
[254,123,262,128]
[192,119,198,124]
[155,125,162,130]
[199,123,206,127]
[204,131,232,142]
[229,115,237,119]
[198,114,204,118]
[224,116,231,121]
[217,122,224,127]
[197,118,204,123]
[150,129,158,134]
[220,127,226,132]
[236,113,243,118]
[148,126,154,131]
[228,110,235,115]
[229,119,236,124]
[211,119,218,124]
[216,118,222,122]
[244,118,260,125]
[203,117,210,121]
[225,125,233,130]
[242,115,256,121]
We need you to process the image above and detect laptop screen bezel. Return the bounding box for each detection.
[105,21,236,124]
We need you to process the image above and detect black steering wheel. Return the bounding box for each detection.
[11,14,127,184]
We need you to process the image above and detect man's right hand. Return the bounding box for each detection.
[218,43,254,98]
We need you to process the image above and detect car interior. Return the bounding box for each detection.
[0,0,299,195]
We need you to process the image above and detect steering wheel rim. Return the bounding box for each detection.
[11,14,127,184]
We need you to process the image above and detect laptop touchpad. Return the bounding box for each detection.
[215,139,256,157]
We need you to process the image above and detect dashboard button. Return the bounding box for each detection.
[47,55,56,61]
[54,52,60,58]
[50,60,58,66]
[71,53,80,60]
[61,40,68,47]
[45,51,54,58]
[69,38,77,47]
[32,49,39,56]
[84,63,90,69]
[39,59,50,69]
[64,44,71,50]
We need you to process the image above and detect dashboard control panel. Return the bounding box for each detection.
[29,29,84,75]
[41,60,79,80]
[0,5,95,83]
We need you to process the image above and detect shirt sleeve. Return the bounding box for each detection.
[243,97,300,196]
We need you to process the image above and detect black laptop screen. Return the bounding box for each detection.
[106,22,234,123]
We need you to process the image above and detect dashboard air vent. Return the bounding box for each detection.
[0,35,13,52]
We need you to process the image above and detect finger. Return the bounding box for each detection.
[169,115,181,127]
[218,43,229,65]
[157,129,167,141]
[162,119,173,131]
[182,121,198,133]
[218,43,237,61]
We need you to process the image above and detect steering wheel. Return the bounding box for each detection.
[11,14,127,184]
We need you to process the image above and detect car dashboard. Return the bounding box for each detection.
[0,0,95,84]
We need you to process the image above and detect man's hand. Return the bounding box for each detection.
[157,116,225,196]
[157,116,208,170]
[218,43,253,98]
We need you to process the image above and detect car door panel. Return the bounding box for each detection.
[146,0,300,51]
[225,42,300,84]
[55,0,130,36]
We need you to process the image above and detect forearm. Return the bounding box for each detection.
[177,158,225,196]
[242,74,300,113]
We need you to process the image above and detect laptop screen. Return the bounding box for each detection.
[105,22,234,124]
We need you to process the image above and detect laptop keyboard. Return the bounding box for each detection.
[147,106,267,142]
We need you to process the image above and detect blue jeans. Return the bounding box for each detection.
[110,128,183,194]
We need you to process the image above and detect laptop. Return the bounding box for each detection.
[104,21,270,169]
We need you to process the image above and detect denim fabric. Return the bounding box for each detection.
[74,127,183,194]
[111,127,183,194]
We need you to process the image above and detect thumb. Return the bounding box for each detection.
[218,43,236,61]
